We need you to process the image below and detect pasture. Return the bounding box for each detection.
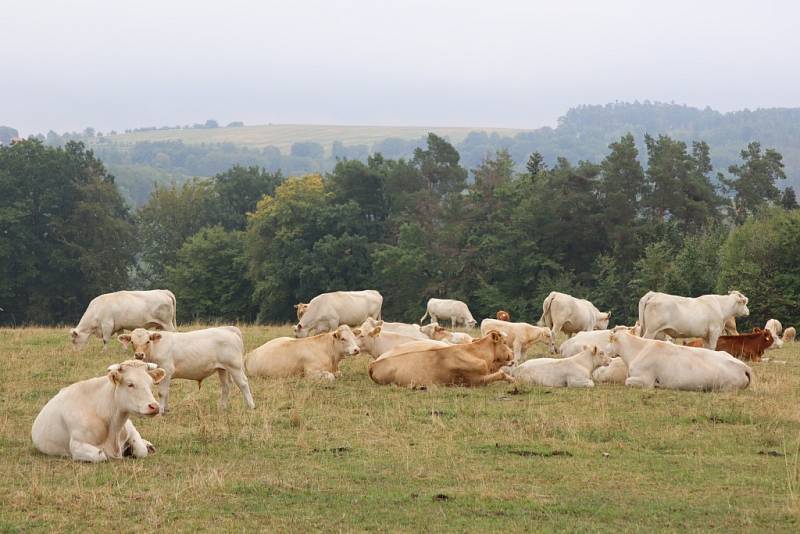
[1,325,799,531]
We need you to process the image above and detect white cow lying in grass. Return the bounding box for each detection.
[559,325,639,358]
[605,330,752,391]
[118,326,255,412]
[359,317,427,340]
[420,323,474,344]
[246,325,361,380]
[591,357,628,384]
[31,360,165,462]
[480,319,551,362]
[354,325,434,359]
[510,345,611,388]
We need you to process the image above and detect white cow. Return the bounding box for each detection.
[117,326,254,412]
[294,290,383,338]
[764,319,784,349]
[359,317,427,340]
[538,292,610,353]
[71,289,177,350]
[420,323,474,344]
[31,360,165,462]
[559,325,638,358]
[354,325,433,359]
[510,346,611,388]
[591,357,628,384]
[480,318,551,361]
[246,325,360,380]
[605,330,752,391]
[638,290,749,349]
[420,298,477,327]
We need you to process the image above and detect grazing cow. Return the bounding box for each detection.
[359,317,427,340]
[538,292,610,353]
[510,346,611,388]
[71,290,177,350]
[480,318,551,361]
[723,316,739,336]
[294,303,309,320]
[638,290,749,349]
[605,330,752,391]
[764,319,784,349]
[783,327,796,343]
[682,339,704,348]
[496,310,511,321]
[294,290,383,338]
[559,326,636,358]
[31,360,165,462]
[420,298,477,327]
[355,325,447,359]
[591,357,628,385]
[118,327,254,412]
[368,331,514,387]
[420,323,474,344]
[715,328,774,362]
[246,325,360,380]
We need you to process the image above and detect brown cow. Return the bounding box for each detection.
[368,331,514,387]
[496,310,511,321]
[715,328,774,362]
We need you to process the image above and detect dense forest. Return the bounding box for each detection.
[1,128,797,330]
[16,102,800,208]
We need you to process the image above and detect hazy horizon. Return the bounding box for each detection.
[4,0,799,136]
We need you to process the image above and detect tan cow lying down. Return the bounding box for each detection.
[591,357,628,384]
[355,325,440,359]
[368,331,514,387]
[118,327,254,412]
[606,330,752,391]
[31,360,165,462]
[246,325,360,380]
[71,289,177,350]
[360,317,427,340]
[511,346,611,388]
[420,323,474,344]
[480,318,551,361]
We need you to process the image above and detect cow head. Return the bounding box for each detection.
[294,303,309,320]
[70,328,91,349]
[107,360,165,416]
[332,325,360,357]
[496,310,510,322]
[582,344,611,369]
[117,328,162,361]
[293,323,309,339]
[760,328,774,348]
[420,323,448,340]
[354,325,381,357]
[487,330,514,370]
[729,290,749,317]
[596,312,611,330]
[466,318,478,328]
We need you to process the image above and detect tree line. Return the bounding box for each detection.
[1,132,798,329]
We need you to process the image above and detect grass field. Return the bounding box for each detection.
[1,325,799,532]
[96,124,533,153]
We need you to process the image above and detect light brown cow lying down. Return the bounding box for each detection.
[419,323,474,344]
[245,325,360,380]
[355,325,446,359]
[368,330,514,387]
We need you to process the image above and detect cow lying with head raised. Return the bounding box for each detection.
[783,326,796,343]
[606,330,752,391]
[354,325,444,359]
[764,319,783,349]
[368,331,513,387]
[591,357,628,384]
[715,328,774,362]
[511,345,611,388]
[480,318,551,362]
[420,323,474,344]
[118,326,254,413]
[360,317,427,340]
[246,325,360,380]
[32,360,165,462]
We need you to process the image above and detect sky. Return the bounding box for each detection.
[2,0,799,135]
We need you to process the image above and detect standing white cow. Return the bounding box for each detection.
[294,290,383,338]
[31,360,165,462]
[118,326,255,412]
[605,330,752,391]
[480,318,551,362]
[638,290,749,349]
[71,289,177,350]
[419,298,477,327]
[538,292,610,353]
[764,319,784,349]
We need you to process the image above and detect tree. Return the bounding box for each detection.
[720,142,786,222]
[210,165,282,231]
[412,133,468,195]
[781,187,798,210]
[525,152,547,177]
[327,159,387,240]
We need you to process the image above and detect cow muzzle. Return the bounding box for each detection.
[134,352,145,360]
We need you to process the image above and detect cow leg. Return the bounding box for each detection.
[228,368,256,409]
[100,321,115,351]
[549,322,562,354]
[468,370,514,386]
[625,374,655,388]
[217,369,231,410]
[124,420,154,458]
[567,377,595,388]
[158,375,172,414]
[308,369,336,381]
[69,435,108,463]
[705,328,721,350]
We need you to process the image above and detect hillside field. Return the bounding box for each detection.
[95,124,533,153]
[1,325,799,531]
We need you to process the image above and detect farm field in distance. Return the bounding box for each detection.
[93,123,533,153]
[1,324,799,531]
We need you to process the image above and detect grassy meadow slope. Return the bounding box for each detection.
[99,124,532,153]
[1,325,799,531]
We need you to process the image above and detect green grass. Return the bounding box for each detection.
[1,325,799,531]
[95,124,532,154]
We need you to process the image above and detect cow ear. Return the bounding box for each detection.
[490,331,502,342]
[149,332,162,342]
[370,326,382,337]
[107,365,123,384]
[352,328,361,336]
[591,346,598,355]
[293,304,299,309]
[435,326,445,332]
[332,330,341,340]
[117,334,132,348]
[148,368,166,384]
[70,329,78,338]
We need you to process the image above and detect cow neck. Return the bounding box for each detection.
[97,379,131,458]
[472,336,494,364]
[327,334,343,367]
[570,350,595,373]
[614,332,650,366]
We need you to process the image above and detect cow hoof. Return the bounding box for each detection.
[146,443,156,454]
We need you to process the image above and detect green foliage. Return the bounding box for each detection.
[720,142,786,223]
[210,165,282,231]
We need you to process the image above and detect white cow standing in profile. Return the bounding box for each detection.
[70,289,177,350]
[420,298,477,328]
[31,360,165,462]
[538,292,611,353]
[294,290,383,338]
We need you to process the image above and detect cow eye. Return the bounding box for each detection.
[127,383,135,388]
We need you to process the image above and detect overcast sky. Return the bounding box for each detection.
[3,0,798,135]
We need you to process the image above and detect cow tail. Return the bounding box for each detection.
[744,369,752,389]
[420,309,429,324]
[638,292,652,337]
[167,289,178,330]
[538,292,555,328]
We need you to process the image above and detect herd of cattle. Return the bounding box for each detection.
[31,288,794,462]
